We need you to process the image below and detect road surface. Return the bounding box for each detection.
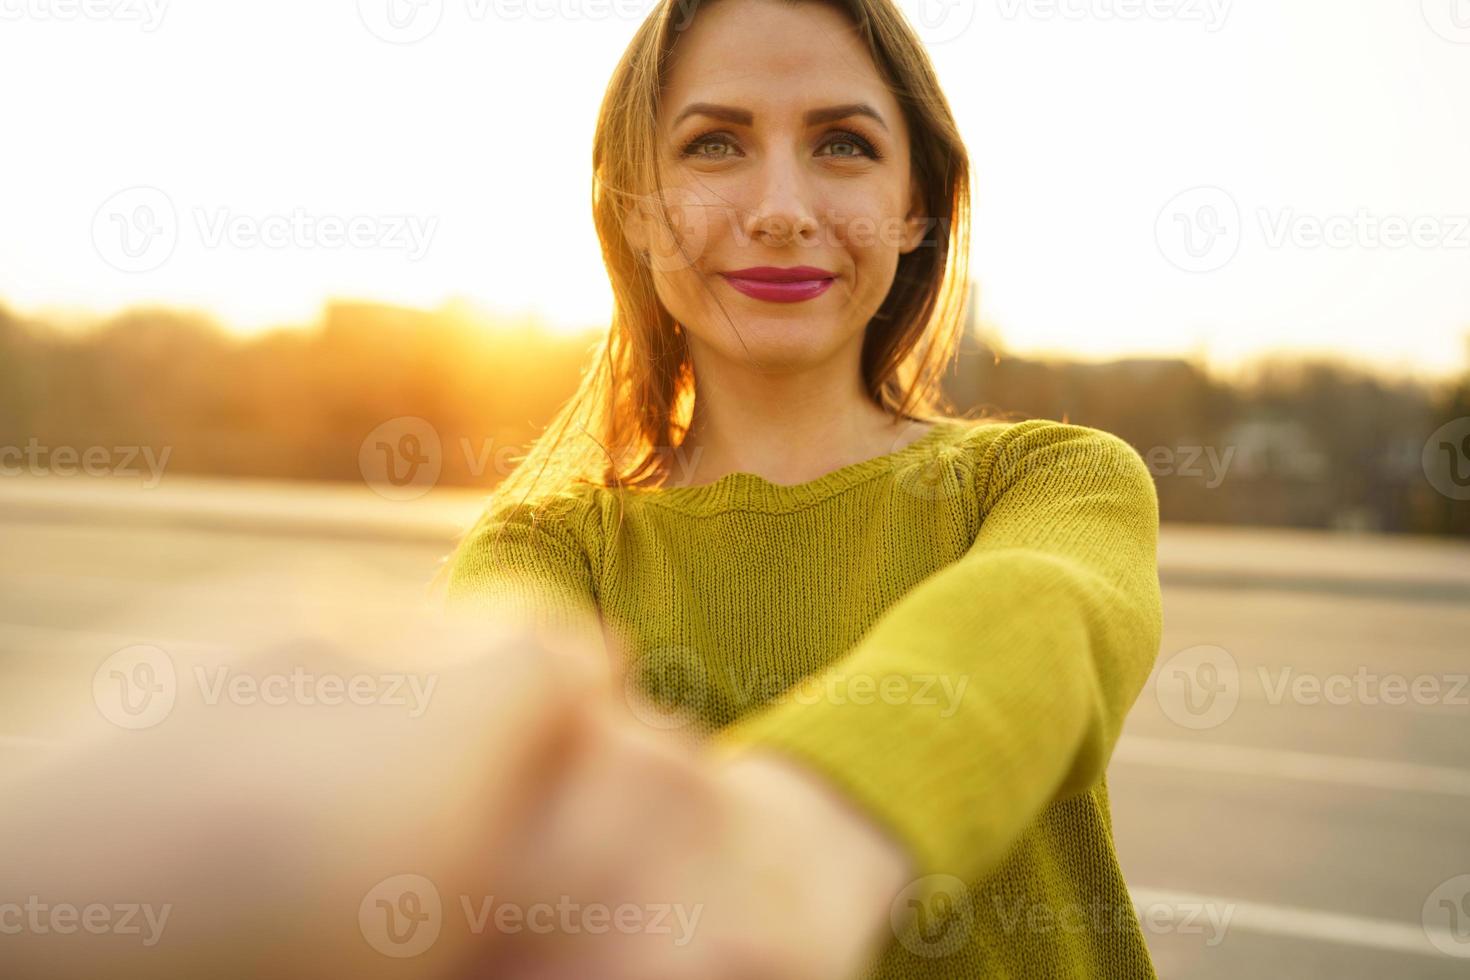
[2,474,1467,978]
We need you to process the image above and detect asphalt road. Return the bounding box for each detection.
[2,475,1467,978]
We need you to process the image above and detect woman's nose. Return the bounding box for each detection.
[740,157,820,249]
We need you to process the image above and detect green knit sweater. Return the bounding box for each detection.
[445,417,1164,979]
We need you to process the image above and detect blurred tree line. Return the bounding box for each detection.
[1,300,1465,536]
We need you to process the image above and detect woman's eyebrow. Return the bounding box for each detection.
[670,102,889,132]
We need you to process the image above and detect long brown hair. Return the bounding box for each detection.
[439,0,974,579]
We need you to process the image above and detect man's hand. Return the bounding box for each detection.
[0,605,604,980]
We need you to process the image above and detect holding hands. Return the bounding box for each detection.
[1,606,911,980]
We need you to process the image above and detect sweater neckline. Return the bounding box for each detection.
[617,418,963,514]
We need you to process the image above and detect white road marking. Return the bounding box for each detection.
[1114,735,1470,797]
[0,734,63,749]
[1130,887,1470,960]
[0,619,209,653]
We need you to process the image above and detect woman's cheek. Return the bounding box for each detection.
[836,197,914,251]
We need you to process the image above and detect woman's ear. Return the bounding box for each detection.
[898,177,932,255]
[622,200,652,257]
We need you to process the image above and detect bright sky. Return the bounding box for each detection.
[2,0,1468,379]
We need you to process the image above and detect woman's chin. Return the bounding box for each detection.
[714,329,850,370]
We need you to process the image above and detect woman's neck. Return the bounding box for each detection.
[669,371,928,489]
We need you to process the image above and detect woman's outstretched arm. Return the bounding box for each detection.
[710,420,1166,890]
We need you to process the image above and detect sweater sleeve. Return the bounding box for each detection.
[709,420,1164,887]
[443,491,606,655]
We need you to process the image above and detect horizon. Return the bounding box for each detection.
[5,291,1465,387]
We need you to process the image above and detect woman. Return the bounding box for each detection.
[444,0,1165,977]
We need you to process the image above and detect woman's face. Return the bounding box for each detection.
[633,0,930,372]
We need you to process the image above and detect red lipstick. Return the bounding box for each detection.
[720,266,836,304]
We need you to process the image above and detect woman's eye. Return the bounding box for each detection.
[821,133,879,160]
[683,134,738,160]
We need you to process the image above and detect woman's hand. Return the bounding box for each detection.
[479,700,914,980]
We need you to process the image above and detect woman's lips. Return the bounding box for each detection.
[719,274,835,304]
